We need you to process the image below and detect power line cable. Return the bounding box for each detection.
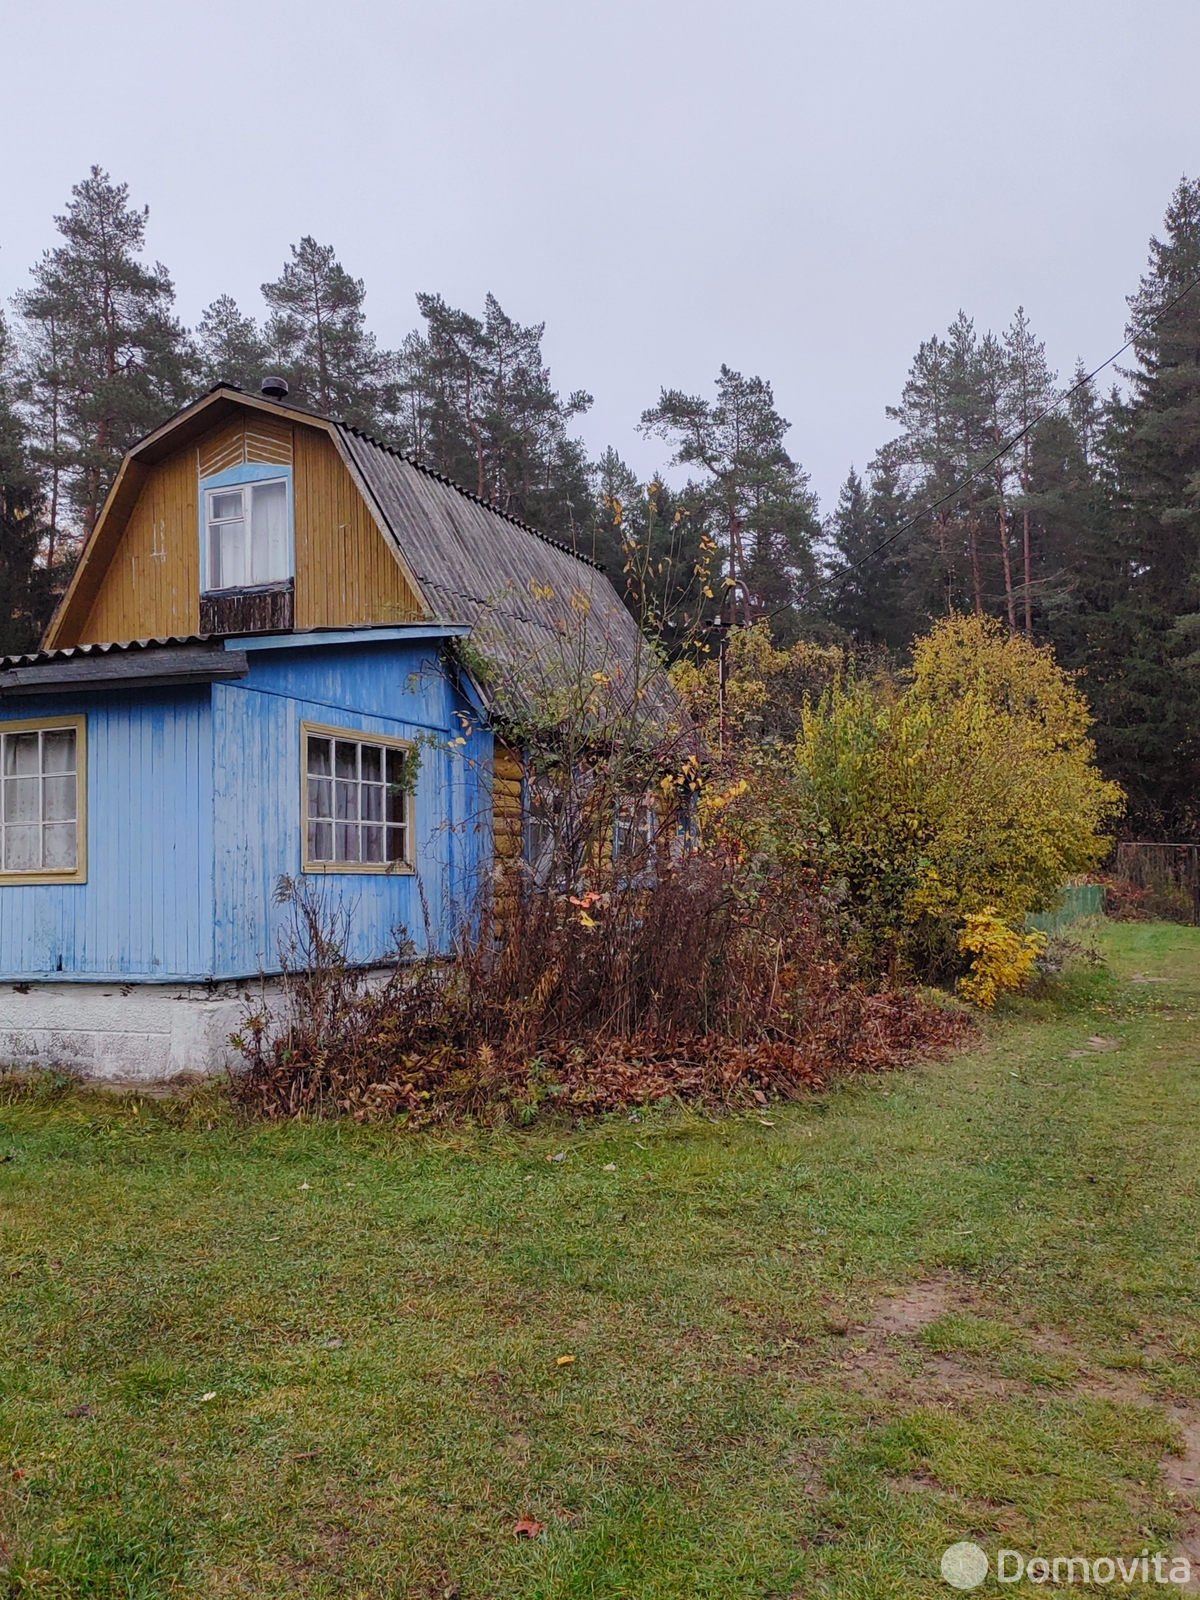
[799,267,1200,607]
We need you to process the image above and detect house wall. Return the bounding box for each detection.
[0,688,215,980]
[211,637,491,978]
[292,427,423,629]
[81,449,200,642]
[67,418,423,647]
[0,639,495,1077]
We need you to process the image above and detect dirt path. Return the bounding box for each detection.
[849,1275,1200,1583]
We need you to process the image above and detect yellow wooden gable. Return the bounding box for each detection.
[46,391,428,649]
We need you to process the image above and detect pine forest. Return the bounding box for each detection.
[3,166,1200,838]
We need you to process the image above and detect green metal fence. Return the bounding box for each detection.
[1025,883,1107,935]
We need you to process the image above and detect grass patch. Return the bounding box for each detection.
[919,1313,1015,1358]
[0,922,1198,1595]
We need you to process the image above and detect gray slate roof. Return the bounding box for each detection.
[337,426,678,730]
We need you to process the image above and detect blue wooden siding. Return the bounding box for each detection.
[0,637,492,982]
[0,689,214,980]
[211,637,492,977]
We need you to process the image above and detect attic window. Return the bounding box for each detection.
[204,477,290,591]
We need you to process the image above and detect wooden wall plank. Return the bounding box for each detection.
[293,424,423,628]
[0,688,213,979]
[492,741,524,866]
[197,420,246,479]
[79,449,200,642]
[244,416,292,465]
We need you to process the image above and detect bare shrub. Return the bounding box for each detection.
[230,853,970,1124]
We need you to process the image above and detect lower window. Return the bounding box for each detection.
[0,716,85,883]
[302,724,412,872]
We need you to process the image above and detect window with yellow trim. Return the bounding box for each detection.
[0,716,86,883]
[302,723,413,873]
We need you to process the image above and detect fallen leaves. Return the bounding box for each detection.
[513,1517,545,1538]
[235,954,973,1125]
[198,1392,217,1403]
[556,1354,576,1367]
[601,1162,616,1171]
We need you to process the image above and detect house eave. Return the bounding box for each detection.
[0,640,249,696]
[218,623,472,653]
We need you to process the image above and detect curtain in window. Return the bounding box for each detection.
[250,481,288,585]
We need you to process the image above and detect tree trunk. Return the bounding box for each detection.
[728,505,748,624]
[1022,507,1033,637]
[464,367,486,501]
[997,498,1016,633]
[311,265,329,414]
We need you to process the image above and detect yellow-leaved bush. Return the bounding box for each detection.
[956,908,1046,1008]
[791,614,1124,976]
[679,614,1124,985]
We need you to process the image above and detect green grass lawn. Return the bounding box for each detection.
[1,921,1198,1598]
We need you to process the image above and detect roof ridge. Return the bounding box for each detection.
[336,423,604,572]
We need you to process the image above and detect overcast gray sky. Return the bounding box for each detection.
[3,0,1199,511]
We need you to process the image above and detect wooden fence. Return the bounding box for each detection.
[1114,842,1200,925]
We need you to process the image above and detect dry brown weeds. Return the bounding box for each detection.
[231,863,973,1124]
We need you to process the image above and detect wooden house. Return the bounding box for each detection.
[0,383,655,1080]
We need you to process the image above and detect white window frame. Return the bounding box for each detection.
[301,721,415,875]
[0,714,87,885]
[201,472,293,594]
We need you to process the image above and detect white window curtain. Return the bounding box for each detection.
[1,727,78,872]
[206,479,290,590]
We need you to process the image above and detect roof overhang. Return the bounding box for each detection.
[0,639,248,697]
[217,623,471,653]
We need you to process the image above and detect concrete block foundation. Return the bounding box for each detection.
[0,981,265,1082]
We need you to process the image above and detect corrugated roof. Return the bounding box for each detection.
[1,635,211,669]
[336,426,679,729]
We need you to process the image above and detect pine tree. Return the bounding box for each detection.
[262,238,384,428]
[1066,361,1103,466]
[823,461,913,650]
[1068,177,1200,833]
[393,293,595,545]
[1003,309,1057,635]
[1116,177,1200,615]
[976,330,1021,633]
[0,312,48,653]
[14,167,195,534]
[590,447,708,648]
[196,295,269,394]
[15,298,68,565]
[885,314,1002,622]
[639,365,819,634]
